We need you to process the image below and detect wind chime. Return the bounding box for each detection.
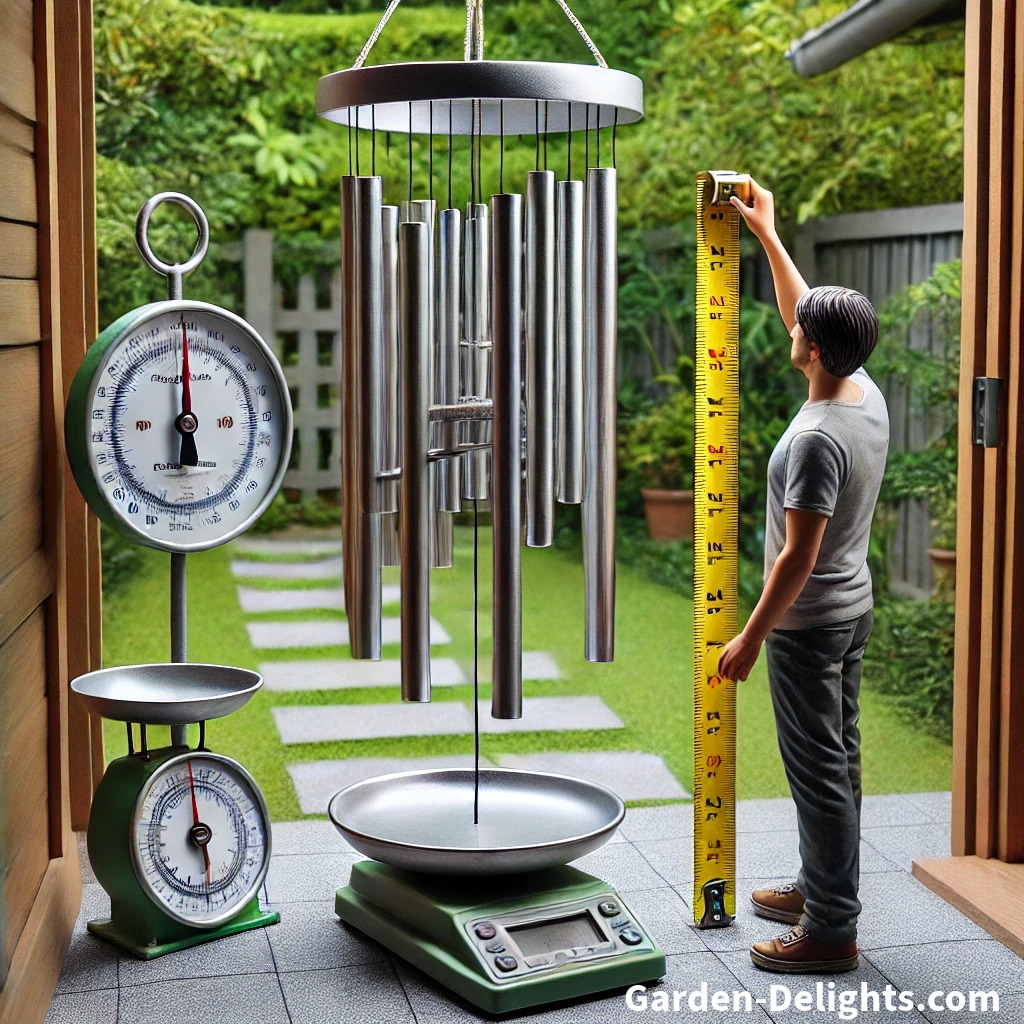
[317,0,643,719]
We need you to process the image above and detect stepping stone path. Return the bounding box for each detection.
[230,535,688,811]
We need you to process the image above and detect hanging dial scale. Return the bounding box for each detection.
[67,193,291,958]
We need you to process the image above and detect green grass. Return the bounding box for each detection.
[102,526,951,820]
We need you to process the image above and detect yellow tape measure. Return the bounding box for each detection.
[692,171,748,928]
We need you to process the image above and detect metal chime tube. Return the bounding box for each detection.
[399,221,432,701]
[490,193,523,720]
[356,176,385,514]
[525,170,556,547]
[556,179,585,505]
[583,167,618,663]
[438,208,463,511]
[381,204,401,565]
[341,176,383,660]
[462,204,491,501]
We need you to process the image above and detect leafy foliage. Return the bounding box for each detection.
[864,596,955,742]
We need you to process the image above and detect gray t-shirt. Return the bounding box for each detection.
[764,367,889,630]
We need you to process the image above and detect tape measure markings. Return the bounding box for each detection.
[692,171,743,927]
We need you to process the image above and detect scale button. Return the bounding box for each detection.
[598,900,621,917]
[474,923,497,940]
[485,941,507,954]
[494,955,518,973]
[619,929,644,946]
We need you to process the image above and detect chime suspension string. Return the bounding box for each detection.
[535,100,541,172]
[371,105,377,177]
[612,105,618,168]
[566,101,572,181]
[597,108,601,168]
[543,100,549,171]
[347,116,353,176]
[407,102,413,203]
[429,101,434,202]
[355,105,360,177]
[448,102,454,211]
[585,103,590,170]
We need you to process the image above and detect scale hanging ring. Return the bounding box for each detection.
[135,192,210,297]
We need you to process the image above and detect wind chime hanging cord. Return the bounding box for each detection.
[353,0,608,72]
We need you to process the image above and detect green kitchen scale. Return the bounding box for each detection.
[66,192,292,958]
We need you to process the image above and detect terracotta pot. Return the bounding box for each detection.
[928,546,956,593]
[641,487,694,541]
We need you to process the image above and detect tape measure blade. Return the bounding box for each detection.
[693,173,740,925]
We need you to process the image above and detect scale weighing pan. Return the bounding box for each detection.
[329,768,624,876]
[71,663,262,725]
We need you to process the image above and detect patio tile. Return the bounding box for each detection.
[862,823,952,870]
[681,877,796,952]
[55,884,117,994]
[520,650,562,680]
[271,819,353,855]
[265,900,388,973]
[477,696,624,734]
[231,556,343,580]
[864,938,1024,998]
[735,797,799,834]
[273,701,473,744]
[264,851,363,904]
[117,973,288,1024]
[619,888,708,955]
[44,989,117,1024]
[618,802,693,842]
[857,871,990,949]
[279,963,415,1024]
[246,617,450,650]
[571,840,671,893]
[237,585,402,613]
[260,657,465,692]
[234,538,342,556]
[117,926,275,988]
[900,790,953,824]
[287,755,491,815]
[716,948,932,1023]
[861,793,935,828]
[76,831,97,885]
[633,837,693,887]
[493,751,689,801]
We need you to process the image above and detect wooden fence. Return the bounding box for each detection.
[237,202,963,595]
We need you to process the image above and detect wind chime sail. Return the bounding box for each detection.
[318,0,643,719]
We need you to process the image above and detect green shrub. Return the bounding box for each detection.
[864,596,955,743]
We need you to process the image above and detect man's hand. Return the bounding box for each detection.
[718,629,762,682]
[730,178,777,243]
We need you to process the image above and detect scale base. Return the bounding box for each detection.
[87,898,280,960]
[336,861,665,1015]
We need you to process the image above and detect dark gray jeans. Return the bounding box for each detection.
[765,609,874,945]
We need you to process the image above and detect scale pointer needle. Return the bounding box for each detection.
[187,758,212,885]
[175,317,200,467]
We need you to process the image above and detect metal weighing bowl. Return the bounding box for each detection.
[328,768,625,876]
[70,663,262,725]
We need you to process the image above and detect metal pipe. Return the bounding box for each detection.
[525,170,556,546]
[356,176,385,514]
[381,512,401,567]
[430,400,493,422]
[399,221,432,701]
[438,208,463,512]
[462,204,491,501]
[556,179,584,504]
[381,204,400,514]
[170,553,188,747]
[489,193,523,720]
[341,176,382,659]
[583,167,617,663]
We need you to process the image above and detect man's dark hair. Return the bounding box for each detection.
[795,285,879,378]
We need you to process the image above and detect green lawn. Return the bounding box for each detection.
[101,526,951,820]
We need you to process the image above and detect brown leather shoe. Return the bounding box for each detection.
[750,925,859,974]
[750,882,804,924]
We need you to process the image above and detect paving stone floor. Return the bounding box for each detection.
[48,793,1024,1024]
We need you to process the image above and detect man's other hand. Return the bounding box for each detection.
[718,629,763,682]
[730,178,777,243]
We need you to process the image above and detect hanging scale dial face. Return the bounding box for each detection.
[132,752,271,928]
[68,300,291,552]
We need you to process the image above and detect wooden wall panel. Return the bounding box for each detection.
[0,224,37,279]
[0,0,36,122]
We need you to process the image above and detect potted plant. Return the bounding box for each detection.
[619,389,695,540]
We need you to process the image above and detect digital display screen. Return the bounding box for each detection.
[506,912,604,957]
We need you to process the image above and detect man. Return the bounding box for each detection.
[718,179,889,974]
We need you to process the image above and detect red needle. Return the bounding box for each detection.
[187,758,212,884]
[181,317,192,413]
